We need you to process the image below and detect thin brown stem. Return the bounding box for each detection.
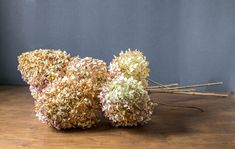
[147,89,196,93]
[147,83,179,89]
[147,78,171,89]
[165,91,228,97]
[166,82,223,90]
[147,78,227,97]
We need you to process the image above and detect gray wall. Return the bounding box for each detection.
[0,0,235,91]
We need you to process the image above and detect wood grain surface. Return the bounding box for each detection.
[0,86,234,149]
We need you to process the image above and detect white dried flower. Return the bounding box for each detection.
[109,49,150,87]
[99,74,154,127]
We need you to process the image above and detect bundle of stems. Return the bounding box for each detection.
[146,78,229,97]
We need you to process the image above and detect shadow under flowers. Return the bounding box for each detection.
[51,93,233,139]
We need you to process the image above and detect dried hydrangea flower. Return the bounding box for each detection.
[33,56,108,129]
[35,77,100,129]
[18,49,71,91]
[66,57,109,92]
[29,85,42,100]
[109,49,150,87]
[99,74,154,127]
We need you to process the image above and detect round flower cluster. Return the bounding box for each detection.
[34,56,108,129]
[109,49,150,87]
[18,48,154,129]
[66,57,108,90]
[35,77,100,129]
[99,75,154,127]
[18,49,109,129]
[18,49,71,91]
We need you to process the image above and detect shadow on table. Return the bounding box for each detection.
[52,94,233,138]
[54,108,204,137]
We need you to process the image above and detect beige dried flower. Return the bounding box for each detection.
[109,49,150,87]
[18,49,71,91]
[66,57,109,92]
[99,74,154,127]
[35,77,101,129]
[32,56,108,129]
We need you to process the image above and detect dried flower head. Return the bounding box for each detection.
[29,85,42,100]
[66,57,109,91]
[35,77,101,129]
[109,49,150,87]
[18,49,71,90]
[32,56,108,129]
[99,74,154,127]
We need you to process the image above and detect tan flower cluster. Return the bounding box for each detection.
[18,48,153,129]
[109,49,150,87]
[18,49,71,91]
[99,75,154,127]
[18,49,109,129]
[35,77,100,129]
[66,57,108,90]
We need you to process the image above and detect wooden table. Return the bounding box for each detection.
[0,86,234,149]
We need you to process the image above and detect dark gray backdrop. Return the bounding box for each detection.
[0,0,235,91]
